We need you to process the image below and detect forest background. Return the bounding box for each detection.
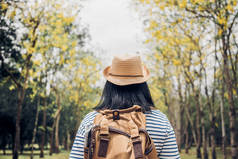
[0,0,238,159]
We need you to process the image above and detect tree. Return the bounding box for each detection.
[134,0,238,158]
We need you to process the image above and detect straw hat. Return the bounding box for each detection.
[103,54,150,86]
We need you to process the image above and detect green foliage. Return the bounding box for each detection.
[0,0,22,83]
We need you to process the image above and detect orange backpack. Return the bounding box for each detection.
[84,105,159,159]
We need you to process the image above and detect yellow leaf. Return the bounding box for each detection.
[217,17,226,25]
[149,20,158,29]
[152,30,161,40]
[180,0,187,8]
[1,2,8,10]
[61,45,68,52]
[59,55,64,65]
[224,92,228,99]
[29,70,36,77]
[72,41,77,47]
[10,10,16,19]
[233,89,237,95]
[27,47,36,54]
[218,29,223,36]
[145,0,150,4]
[40,92,45,97]
[69,49,76,57]
[159,4,165,10]
[64,17,75,25]
[194,61,200,66]
[9,85,15,90]
[198,6,204,11]
[185,77,190,83]
[233,1,237,6]
[226,4,234,12]
[33,60,41,66]
[145,39,151,44]
[172,59,181,66]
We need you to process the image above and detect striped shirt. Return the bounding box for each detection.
[70,110,180,159]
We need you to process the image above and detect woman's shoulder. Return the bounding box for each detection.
[77,111,99,136]
[81,111,99,123]
[145,109,170,124]
[145,109,173,138]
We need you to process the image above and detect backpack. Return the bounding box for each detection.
[84,105,159,159]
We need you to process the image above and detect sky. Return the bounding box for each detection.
[80,0,149,61]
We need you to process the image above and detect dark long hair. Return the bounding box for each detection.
[94,80,155,112]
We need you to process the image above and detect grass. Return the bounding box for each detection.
[0,150,70,159]
[180,147,231,159]
[0,147,231,159]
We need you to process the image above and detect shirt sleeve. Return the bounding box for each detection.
[159,119,180,159]
[69,111,97,159]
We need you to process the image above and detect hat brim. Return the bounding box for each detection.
[103,65,150,86]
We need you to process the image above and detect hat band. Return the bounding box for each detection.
[109,73,144,77]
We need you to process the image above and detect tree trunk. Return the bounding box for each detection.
[194,90,201,159]
[40,97,47,158]
[210,121,216,159]
[67,131,70,151]
[54,112,60,153]
[184,116,189,154]
[12,133,14,155]
[204,71,216,159]
[64,135,67,150]
[54,93,61,153]
[220,82,227,159]
[221,31,237,159]
[184,92,197,146]
[201,106,208,159]
[3,146,6,155]
[13,87,25,159]
[184,69,201,158]
[49,125,55,156]
[222,49,237,159]
[50,106,61,155]
[177,76,184,152]
[215,34,227,159]
[30,96,40,159]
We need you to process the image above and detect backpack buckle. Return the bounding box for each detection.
[112,110,120,120]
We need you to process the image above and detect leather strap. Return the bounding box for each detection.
[98,135,110,157]
[84,147,89,159]
[109,127,131,138]
[132,137,143,159]
[89,125,100,159]
[98,116,110,157]
[145,145,153,155]
[139,128,158,158]
[129,116,143,159]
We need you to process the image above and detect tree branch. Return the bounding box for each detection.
[0,54,21,87]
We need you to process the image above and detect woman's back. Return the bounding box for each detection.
[70,109,180,159]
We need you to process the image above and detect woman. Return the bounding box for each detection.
[70,54,180,159]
